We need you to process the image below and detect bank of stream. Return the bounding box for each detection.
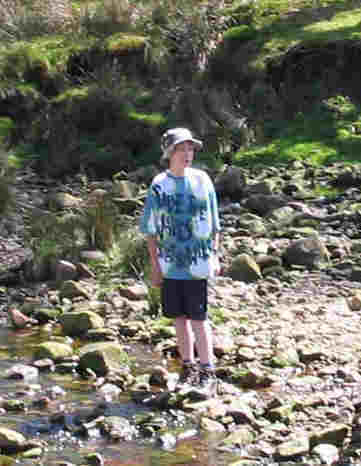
[4,163,361,465]
[0,321,247,466]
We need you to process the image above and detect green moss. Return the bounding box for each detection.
[52,86,90,104]
[251,3,361,71]
[105,33,147,53]
[235,94,361,168]
[128,111,166,127]
[223,25,257,42]
[0,118,14,143]
[0,35,98,80]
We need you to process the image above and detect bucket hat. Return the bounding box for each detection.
[161,128,203,161]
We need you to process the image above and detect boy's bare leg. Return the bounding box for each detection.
[175,316,195,362]
[191,319,214,366]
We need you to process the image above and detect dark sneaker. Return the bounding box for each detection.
[180,367,218,401]
[198,367,218,399]
[176,363,199,391]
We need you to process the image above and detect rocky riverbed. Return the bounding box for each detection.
[1,161,361,465]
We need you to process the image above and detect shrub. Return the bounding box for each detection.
[143,0,228,77]
[0,145,14,217]
[223,24,257,42]
[118,226,150,278]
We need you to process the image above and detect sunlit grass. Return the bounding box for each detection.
[0,117,14,144]
[250,2,361,71]
[235,95,361,168]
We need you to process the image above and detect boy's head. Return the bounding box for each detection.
[161,128,202,163]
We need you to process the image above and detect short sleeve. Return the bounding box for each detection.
[139,186,157,236]
[204,173,221,233]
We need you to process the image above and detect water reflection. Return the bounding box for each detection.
[0,325,242,466]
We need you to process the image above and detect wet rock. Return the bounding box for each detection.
[104,367,134,390]
[271,345,300,368]
[112,197,144,215]
[32,358,55,372]
[59,311,104,337]
[140,415,168,436]
[8,307,38,329]
[275,435,310,460]
[268,205,295,223]
[112,180,138,198]
[54,362,78,374]
[47,192,82,210]
[245,180,275,196]
[309,423,349,448]
[156,432,177,449]
[59,280,92,300]
[0,454,15,465]
[76,262,96,279]
[78,342,128,376]
[312,443,339,465]
[2,400,26,413]
[226,398,258,427]
[4,364,39,382]
[52,260,78,282]
[86,328,118,341]
[84,452,104,466]
[182,397,227,416]
[229,366,274,389]
[0,244,33,286]
[149,365,170,387]
[118,283,148,300]
[117,321,145,337]
[34,342,73,362]
[221,426,255,448]
[32,307,62,324]
[80,250,107,262]
[200,417,226,432]
[100,416,135,441]
[297,344,326,364]
[266,403,295,425]
[0,428,26,454]
[347,290,361,310]
[237,213,267,235]
[18,447,43,458]
[213,331,235,357]
[97,383,122,401]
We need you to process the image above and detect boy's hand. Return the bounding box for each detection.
[151,262,163,287]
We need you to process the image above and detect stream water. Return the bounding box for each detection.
[0,325,243,466]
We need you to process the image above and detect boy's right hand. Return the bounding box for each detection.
[151,263,163,287]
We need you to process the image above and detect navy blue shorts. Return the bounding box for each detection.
[161,279,208,321]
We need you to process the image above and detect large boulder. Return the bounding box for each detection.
[215,166,246,199]
[78,342,128,376]
[0,427,26,454]
[282,236,330,268]
[33,342,73,361]
[243,194,288,216]
[59,311,104,337]
[228,253,262,283]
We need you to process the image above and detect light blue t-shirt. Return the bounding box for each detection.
[140,168,221,280]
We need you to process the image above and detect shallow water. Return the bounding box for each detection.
[0,325,242,466]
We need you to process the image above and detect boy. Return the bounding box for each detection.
[140,127,221,396]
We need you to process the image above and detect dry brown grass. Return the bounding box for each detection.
[0,0,74,38]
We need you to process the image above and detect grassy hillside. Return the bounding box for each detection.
[0,0,360,173]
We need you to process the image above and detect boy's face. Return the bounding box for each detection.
[170,140,195,169]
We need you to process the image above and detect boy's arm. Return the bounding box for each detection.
[147,235,163,287]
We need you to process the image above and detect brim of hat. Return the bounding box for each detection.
[161,137,203,161]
